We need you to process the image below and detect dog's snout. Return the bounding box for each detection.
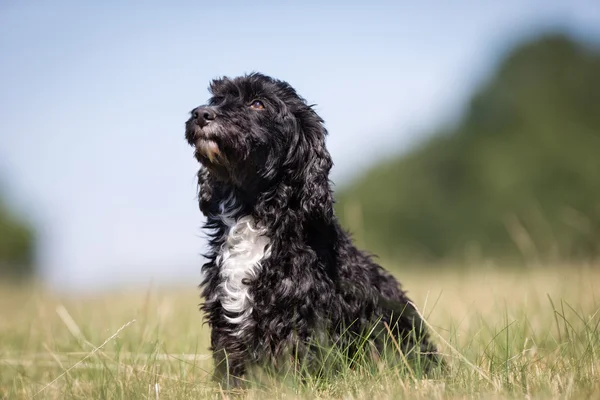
[192,106,216,127]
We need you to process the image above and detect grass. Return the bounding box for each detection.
[1,264,599,399]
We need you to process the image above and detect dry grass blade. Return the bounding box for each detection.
[31,319,137,398]
[407,301,501,391]
[382,321,416,382]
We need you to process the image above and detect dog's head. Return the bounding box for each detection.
[186,73,333,217]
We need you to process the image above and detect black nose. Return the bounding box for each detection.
[192,106,216,127]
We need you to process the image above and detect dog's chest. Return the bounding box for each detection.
[216,214,271,325]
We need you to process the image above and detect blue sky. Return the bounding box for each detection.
[1,0,599,292]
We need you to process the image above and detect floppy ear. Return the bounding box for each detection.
[286,108,334,222]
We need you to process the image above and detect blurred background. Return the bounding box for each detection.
[1,1,599,293]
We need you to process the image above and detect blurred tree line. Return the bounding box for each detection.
[336,33,600,265]
[0,190,36,279]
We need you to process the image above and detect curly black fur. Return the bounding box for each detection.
[185,73,441,387]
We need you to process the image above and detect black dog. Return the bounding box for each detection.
[185,73,441,386]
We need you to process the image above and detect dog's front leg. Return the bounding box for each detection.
[210,328,249,389]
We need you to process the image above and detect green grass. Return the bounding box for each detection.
[1,265,599,399]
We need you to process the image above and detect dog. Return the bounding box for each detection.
[185,73,441,387]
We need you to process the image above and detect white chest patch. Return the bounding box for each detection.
[216,212,271,327]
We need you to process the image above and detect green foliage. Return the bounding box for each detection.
[0,197,36,278]
[336,33,600,264]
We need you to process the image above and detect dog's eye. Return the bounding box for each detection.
[249,100,265,110]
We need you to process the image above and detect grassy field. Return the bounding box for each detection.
[1,265,599,399]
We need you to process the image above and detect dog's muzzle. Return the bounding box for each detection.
[195,138,221,164]
[188,106,223,164]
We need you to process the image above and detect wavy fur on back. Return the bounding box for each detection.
[184,73,441,387]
